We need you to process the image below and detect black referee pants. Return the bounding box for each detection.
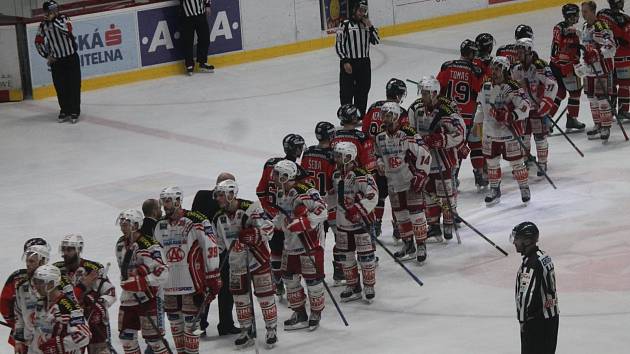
[520,316,559,354]
[200,250,235,332]
[51,53,81,115]
[340,58,372,116]
[181,14,210,68]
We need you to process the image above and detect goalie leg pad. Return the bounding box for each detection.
[568,90,582,118]
[588,96,601,124]
[234,294,254,328]
[306,278,326,313]
[340,250,359,287]
[252,270,275,297]
[533,135,549,164]
[119,329,140,354]
[411,212,428,244]
[283,273,306,311]
[258,295,278,328]
[486,156,502,188]
[166,311,185,352]
[599,99,613,128]
[397,220,414,241]
[510,159,529,187]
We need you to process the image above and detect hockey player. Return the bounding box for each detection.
[212,179,278,349]
[13,240,51,354]
[474,33,496,81]
[0,238,46,348]
[475,56,531,206]
[154,186,222,354]
[374,102,432,262]
[29,264,92,354]
[115,208,171,354]
[496,24,534,65]
[256,133,305,297]
[53,234,116,354]
[362,79,408,237]
[333,103,376,170]
[550,4,587,131]
[328,142,378,303]
[437,39,485,189]
[408,77,466,242]
[598,0,630,120]
[511,38,558,175]
[581,1,617,141]
[271,160,327,331]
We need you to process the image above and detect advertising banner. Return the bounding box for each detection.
[137,0,243,67]
[0,25,22,101]
[319,0,358,34]
[27,12,139,87]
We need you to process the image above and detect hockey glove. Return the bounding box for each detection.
[205,271,222,299]
[492,107,511,123]
[345,203,367,224]
[410,171,428,193]
[40,337,63,354]
[424,132,446,149]
[537,97,554,117]
[121,275,149,292]
[238,227,261,245]
[288,216,311,233]
[584,45,598,65]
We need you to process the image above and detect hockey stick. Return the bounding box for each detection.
[336,181,424,287]
[272,203,349,326]
[589,63,630,141]
[244,248,260,353]
[433,155,461,244]
[523,79,584,157]
[506,124,557,189]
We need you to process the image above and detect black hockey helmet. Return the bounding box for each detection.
[510,221,540,243]
[315,121,335,141]
[385,78,407,102]
[352,0,368,13]
[515,24,534,40]
[282,133,305,157]
[24,237,48,252]
[475,33,495,55]
[562,3,580,18]
[337,103,361,125]
[460,39,478,58]
[42,0,59,12]
[608,0,624,11]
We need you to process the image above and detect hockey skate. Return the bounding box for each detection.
[284,309,308,331]
[416,243,427,263]
[600,126,610,142]
[393,239,416,261]
[363,286,375,304]
[484,185,501,207]
[332,263,346,287]
[265,326,278,349]
[520,185,531,204]
[443,224,453,241]
[473,169,488,192]
[536,163,547,178]
[199,63,215,73]
[234,327,255,349]
[565,116,585,131]
[340,284,363,303]
[525,155,537,169]
[426,224,443,243]
[308,311,321,331]
[587,125,601,140]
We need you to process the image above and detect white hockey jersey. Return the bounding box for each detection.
[13,279,41,352]
[475,80,531,142]
[329,167,379,231]
[153,210,220,295]
[115,233,169,306]
[374,126,432,192]
[511,58,558,114]
[580,20,616,76]
[213,199,274,274]
[273,181,328,255]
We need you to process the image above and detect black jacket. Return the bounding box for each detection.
[140,217,158,238]
[191,189,221,222]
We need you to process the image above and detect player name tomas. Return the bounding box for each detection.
[450,70,470,81]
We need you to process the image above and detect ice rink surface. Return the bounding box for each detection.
[1,2,629,353]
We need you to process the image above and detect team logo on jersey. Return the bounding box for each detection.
[166,247,185,263]
[388,156,403,169]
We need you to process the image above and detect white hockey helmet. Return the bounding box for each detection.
[273,160,298,184]
[32,264,61,289]
[116,208,144,229]
[420,76,441,94]
[59,234,84,254]
[22,243,51,263]
[334,142,358,165]
[492,56,511,71]
[515,37,534,52]
[215,179,238,201]
[160,186,183,202]
[381,101,402,120]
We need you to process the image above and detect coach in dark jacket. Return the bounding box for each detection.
[141,198,162,237]
[191,172,240,336]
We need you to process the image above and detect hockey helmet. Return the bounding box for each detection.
[315,121,335,141]
[160,186,183,203]
[42,0,58,12]
[116,208,144,229]
[22,243,51,263]
[215,179,239,202]
[282,133,305,157]
[334,142,358,165]
[420,76,440,94]
[460,39,479,58]
[510,221,540,243]
[273,160,298,184]
[491,56,511,71]
[352,0,368,13]
[475,33,495,55]
[515,24,534,40]
[562,4,580,18]
[32,264,61,290]
[515,37,534,54]
[386,78,407,103]
[24,237,48,252]
[337,104,362,125]
[59,234,84,254]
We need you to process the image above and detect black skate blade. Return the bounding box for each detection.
[283,323,309,331]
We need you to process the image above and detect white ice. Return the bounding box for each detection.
[1,3,629,353]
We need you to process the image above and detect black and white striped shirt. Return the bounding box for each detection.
[181,0,210,17]
[335,19,380,61]
[35,15,77,59]
[515,248,559,322]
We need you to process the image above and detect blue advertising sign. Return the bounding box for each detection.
[137,0,242,67]
[27,12,139,87]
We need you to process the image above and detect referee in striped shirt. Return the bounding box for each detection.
[511,222,559,354]
[335,0,379,116]
[180,0,214,75]
[35,0,81,123]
